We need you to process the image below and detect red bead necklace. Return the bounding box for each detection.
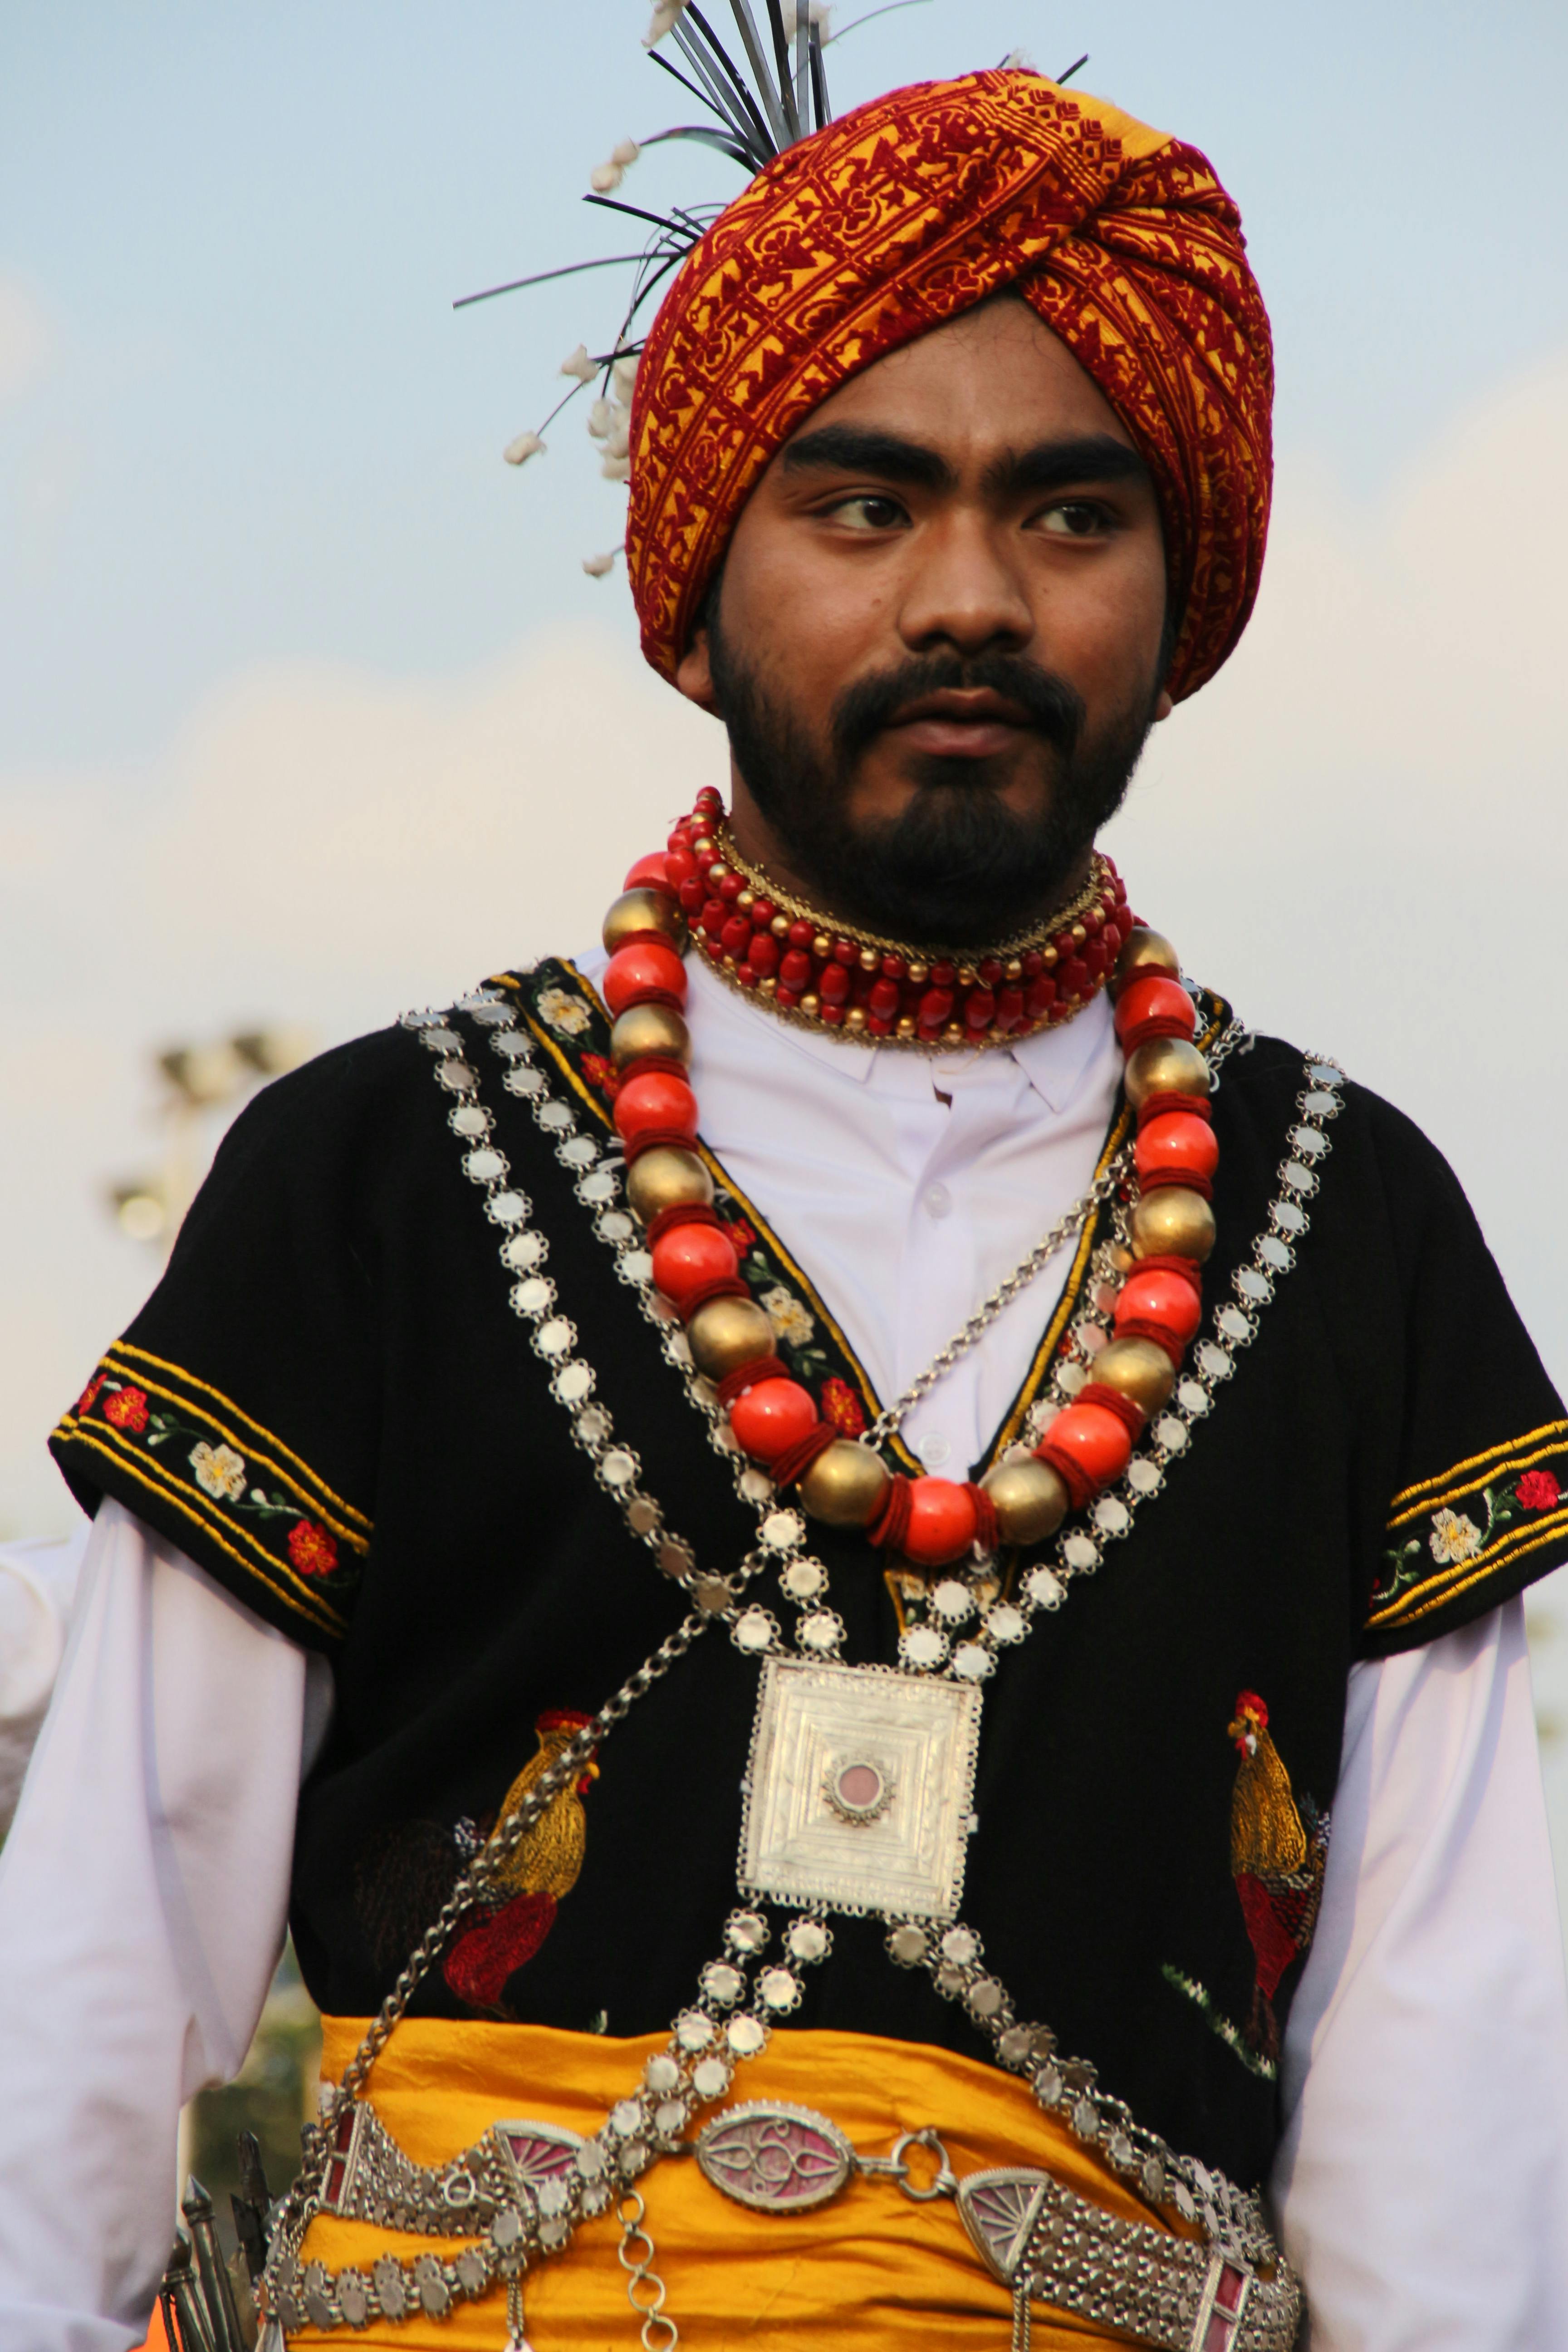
[601,789,1220,1577]
[637,792,1129,1049]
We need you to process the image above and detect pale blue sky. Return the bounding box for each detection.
[4,0,1565,766]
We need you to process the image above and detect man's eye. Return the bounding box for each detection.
[1039,500,1111,537]
[829,493,906,531]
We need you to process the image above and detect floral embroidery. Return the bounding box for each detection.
[536,985,592,1039]
[725,1215,757,1256]
[1160,1965,1275,2082]
[1428,1507,1482,1564]
[190,1440,248,1501]
[579,1051,618,1099]
[103,1386,150,1433]
[1516,1470,1561,1513]
[820,1376,866,1437]
[288,1519,340,1576]
[760,1284,815,1349]
[53,1350,368,1639]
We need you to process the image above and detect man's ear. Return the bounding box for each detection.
[675,627,720,713]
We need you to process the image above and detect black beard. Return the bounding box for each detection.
[706,617,1157,946]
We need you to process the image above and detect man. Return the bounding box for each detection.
[3,59,1566,2352]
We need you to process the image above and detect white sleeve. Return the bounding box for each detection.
[0,1500,327,2352]
[1273,1598,1568,2349]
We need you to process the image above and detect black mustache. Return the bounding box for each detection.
[831,654,1086,765]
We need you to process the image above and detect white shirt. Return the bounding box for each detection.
[1,959,1565,2349]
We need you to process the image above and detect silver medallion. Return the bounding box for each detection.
[738,1657,982,1920]
[694,2101,854,2212]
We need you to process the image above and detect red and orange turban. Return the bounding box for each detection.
[626,69,1272,702]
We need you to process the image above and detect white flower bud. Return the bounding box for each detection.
[502,431,545,466]
[606,417,631,461]
[587,398,614,440]
[643,0,687,48]
[559,343,597,383]
[582,549,619,578]
[600,452,632,482]
[611,355,639,402]
[589,162,623,194]
[611,138,640,169]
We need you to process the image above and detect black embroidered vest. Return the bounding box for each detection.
[51,959,1568,2196]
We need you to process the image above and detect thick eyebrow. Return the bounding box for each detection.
[778,425,956,492]
[983,434,1150,500]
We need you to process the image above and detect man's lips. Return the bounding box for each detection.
[882,687,1036,760]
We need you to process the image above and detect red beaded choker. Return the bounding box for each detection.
[598,793,1220,1577]
[640,790,1128,1049]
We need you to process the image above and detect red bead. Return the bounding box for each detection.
[604,941,687,1014]
[869,977,900,1020]
[1100,921,1122,957]
[720,913,751,959]
[678,877,705,915]
[650,1221,738,1308]
[1115,975,1196,1042]
[919,987,954,1031]
[748,932,780,978]
[1083,906,1102,935]
[820,1002,845,1026]
[665,845,698,889]
[728,1378,819,1465]
[776,987,801,1009]
[832,938,857,965]
[881,954,906,980]
[867,1014,895,1036]
[1136,1112,1220,1186]
[1040,1400,1132,1490]
[1021,950,1043,978]
[1053,931,1076,960]
[613,1068,698,1144]
[1082,939,1108,978]
[737,964,759,988]
[701,898,727,938]
[751,900,777,929]
[996,986,1025,1030]
[930,961,956,988]
[788,920,815,949]
[819,963,851,1006]
[902,1478,980,1569]
[1059,956,1090,997]
[622,853,669,891]
[977,957,1002,987]
[717,871,744,902]
[780,948,813,990]
[965,988,995,1032]
[1025,975,1058,1019]
[1114,1266,1203,1350]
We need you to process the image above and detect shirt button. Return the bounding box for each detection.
[924,1183,952,1219]
[915,1431,952,1469]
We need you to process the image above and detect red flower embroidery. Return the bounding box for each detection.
[725,1216,757,1256]
[287,1519,339,1577]
[75,1374,106,1416]
[103,1386,149,1433]
[1516,1470,1561,1513]
[819,1377,866,1438]
[580,1052,619,1099]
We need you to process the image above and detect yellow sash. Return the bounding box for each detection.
[290,2018,1196,2349]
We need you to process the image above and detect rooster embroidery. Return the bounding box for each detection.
[444,1708,599,2014]
[1226,1691,1328,2063]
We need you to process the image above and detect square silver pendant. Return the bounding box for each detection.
[738,1657,983,1921]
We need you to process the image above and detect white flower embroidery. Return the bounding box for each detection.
[1428,1507,1483,1564]
[760,1284,815,1348]
[537,986,591,1038]
[190,1441,247,1502]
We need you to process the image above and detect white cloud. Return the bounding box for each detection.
[1,354,1565,1539]
[0,279,52,401]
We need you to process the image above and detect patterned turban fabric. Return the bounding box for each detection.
[626,69,1272,702]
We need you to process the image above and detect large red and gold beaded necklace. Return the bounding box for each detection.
[601,786,1220,1579]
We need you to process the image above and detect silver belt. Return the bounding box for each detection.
[269,2094,1299,2352]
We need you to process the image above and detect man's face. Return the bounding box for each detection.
[675,294,1172,942]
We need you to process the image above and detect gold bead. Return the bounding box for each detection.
[760,976,777,996]
[844,1007,867,1031]
[687,1296,776,1379]
[736,888,755,912]
[770,914,789,938]
[706,862,730,887]
[799,1440,891,1528]
[858,947,878,973]
[1130,1186,1216,1264]
[942,1023,965,1045]
[1093,1336,1175,1414]
[1004,958,1023,981]
[691,834,713,855]
[957,965,977,988]
[812,934,832,960]
[610,1002,691,1070]
[982,1458,1069,1546]
[907,962,929,985]
[1112,926,1180,996]
[1071,922,1087,944]
[801,993,820,1017]
[1043,945,1058,966]
[625,1146,713,1225]
[602,887,684,956]
[1124,1036,1210,1109]
[896,1016,917,1037]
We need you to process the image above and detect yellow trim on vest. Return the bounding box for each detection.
[292,2018,1194,2350]
[1386,1418,1568,1522]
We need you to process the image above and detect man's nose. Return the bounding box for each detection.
[895,513,1033,657]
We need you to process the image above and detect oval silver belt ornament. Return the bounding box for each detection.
[695,2102,855,2212]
